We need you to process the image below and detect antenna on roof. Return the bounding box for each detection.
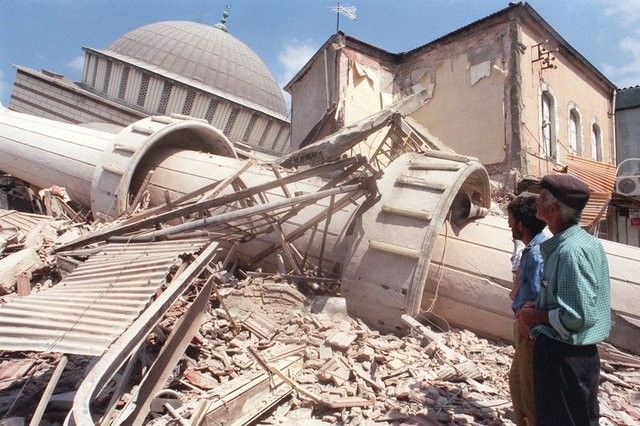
[214,4,230,32]
[331,2,357,32]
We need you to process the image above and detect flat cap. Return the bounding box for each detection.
[540,174,590,211]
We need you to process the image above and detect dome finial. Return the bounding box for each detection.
[214,4,230,32]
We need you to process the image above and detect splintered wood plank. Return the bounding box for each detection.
[262,344,306,362]
[319,396,374,408]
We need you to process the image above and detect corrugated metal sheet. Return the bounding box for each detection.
[0,237,210,356]
[0,210,52,233]
[563,155,616,193]
[561,155,616,227]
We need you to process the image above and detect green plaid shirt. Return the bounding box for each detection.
[533,225,611,345]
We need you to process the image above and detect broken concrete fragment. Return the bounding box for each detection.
[0,248,41,291]
[183,367,219,390]
[317,356,351,386]
[318,344,333,360]
[386,358,405,372]
[325,331,358,350]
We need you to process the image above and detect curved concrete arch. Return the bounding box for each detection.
[341,152,491,333]
[91,115,237,219]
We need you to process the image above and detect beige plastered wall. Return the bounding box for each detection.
[406,21,511,166]
[341,49,396,125]
[288,47,339,150]
[517,22,614,178]
[341,48,397,159]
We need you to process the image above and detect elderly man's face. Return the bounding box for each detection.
[536,190,550,223]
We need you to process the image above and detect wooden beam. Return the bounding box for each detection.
[114,280,213,425]
[121,170,154,217]
[29,356,68,426]
[249,190,366,265]
[202,356,302,425]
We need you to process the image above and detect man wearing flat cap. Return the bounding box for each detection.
[516,174,611,426]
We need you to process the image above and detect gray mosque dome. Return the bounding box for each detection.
[106,20,287,117]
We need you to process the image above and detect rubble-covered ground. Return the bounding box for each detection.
[1,274,639,425]
[0,175,639,425]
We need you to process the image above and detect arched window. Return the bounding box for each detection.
[591,123,603,161]
[540,90,556,158]
[568,108,582,155]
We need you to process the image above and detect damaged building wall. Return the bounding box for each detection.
[286,34,399,152]
[341,48,396,125]
[286,40,341,149]
[516,19,615,178]
[339,47,399,160]
[286,3,616,194]
[405,24,509,168]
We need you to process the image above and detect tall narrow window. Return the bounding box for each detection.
[182,90,196,115]
[258,121,273,147]
[205,98,219,123]
[90,58,98,87]
[118,66,130,100]
[157,82,173,114]
[591,123,602,161]
[242,113,258,142]
[540,91,556,158]
[137,74,150,107]
[568,109,582,155]
[102,61,112,93]
[224,107,241,136]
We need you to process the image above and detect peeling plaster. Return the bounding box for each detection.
[470,60,492,85]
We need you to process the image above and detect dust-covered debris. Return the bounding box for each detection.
[0,244,639,425]
[136,277,639,425]
[0,175,638,425]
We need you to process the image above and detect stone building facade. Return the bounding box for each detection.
[285,3,616,183]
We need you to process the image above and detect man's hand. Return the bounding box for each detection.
[515,306,547,337]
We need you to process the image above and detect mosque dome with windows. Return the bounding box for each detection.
[105,20,287,117]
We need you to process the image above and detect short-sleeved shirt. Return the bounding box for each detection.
[512,231,548,312]
[532,225,611,345]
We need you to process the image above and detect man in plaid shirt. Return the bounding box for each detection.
[516,174,611,426]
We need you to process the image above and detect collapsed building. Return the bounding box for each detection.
[1,2,640,425]
[1,98,640,423]
[285,2,622,241]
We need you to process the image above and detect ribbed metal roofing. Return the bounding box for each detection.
[105,21,287,118]
[0,210,52,233]
[562,154,616,227]
[0,237,210,356]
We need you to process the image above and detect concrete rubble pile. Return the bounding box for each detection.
[0,197,639,425]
